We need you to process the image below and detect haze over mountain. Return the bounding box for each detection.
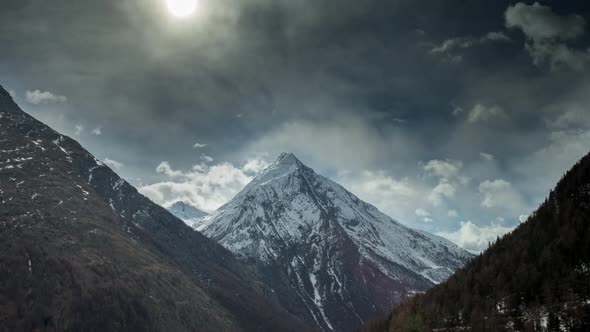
[195,152,473,331]
[0,85,311,331]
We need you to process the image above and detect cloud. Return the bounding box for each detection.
[245,117,420,173]
[479,179,527,216]
[505,2,590,71]
[466,104,506,123]
[415,208,433,223]
[415,208,431,217]
[516,125,590,197]
[519,214,529,222]
[201,155,214,163]
[482,31,511,42]
[525,42,590,72]
[156,161,184,177]
[104,158,124,170]
[479,152,495,161]
[91,126,102,135]
[428,180,456,206]
[339,170,425,222]
[448,209,458,217]
[74,124,84,136]
[423,159,468,206]
[8,89,16,98]
[430,38,474,54]
[423,159,463,179]
[193,142,207,149]
[430,31,511,62]
[242,158,270,174]
[139,158,267,212]
[552,107,590,129]
[437,220,515,252]
[505,3,585,41]
[25,89,67,104]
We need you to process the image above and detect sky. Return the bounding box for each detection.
[1,0,590,251]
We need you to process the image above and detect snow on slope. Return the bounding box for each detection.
[195,153,473,331]
[167,201,208,228]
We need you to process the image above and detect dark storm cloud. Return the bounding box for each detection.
[1,0,590,250]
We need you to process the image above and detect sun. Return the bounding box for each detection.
[166,0,198,18]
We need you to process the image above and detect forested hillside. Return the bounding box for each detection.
[363,152,590,331]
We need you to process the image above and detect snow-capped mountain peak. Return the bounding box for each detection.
[167,201,208,227]
[195,153,473,331]
[246,152,305,188]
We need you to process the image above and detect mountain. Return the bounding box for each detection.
[167,201,208,227]
[195,153,474,331]
[0,85,311,331]
[364,152,590,332]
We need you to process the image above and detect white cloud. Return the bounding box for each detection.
[423,217,433,223]
[505,2,590,71]
[415,208,431,217]
[467,104,506,123]
[201,155,214,163]
[438,220,515,252]
[516,126,590,197]
[519,214,529,222]
[74,124,84,136]
[242,158,270,174]
[423,159,467,206]
[428,180,456,206]
[156,161,185,177]
[91,126,102,135]
[448,209,459,217]
[430,37,474,54]
[193,142,207,149]
[8,89,16,98]
[423,159,463,179]
[479,179,512,208]
[139,158,268,212]
[104,158,124,170]
[505,3,585,41]
[479,179,527,216]
[339,170,424,222]
[430,31,512,62]
[25,89,67,105]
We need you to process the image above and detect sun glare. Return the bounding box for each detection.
[166,0,198,18]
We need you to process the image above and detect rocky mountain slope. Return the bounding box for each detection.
[195,153,473,331]
[0,85,310,331]
[364,152,590,332]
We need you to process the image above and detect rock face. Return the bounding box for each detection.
[0,85,310,332]
[167,201,208,228]
[196,153,474,331]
